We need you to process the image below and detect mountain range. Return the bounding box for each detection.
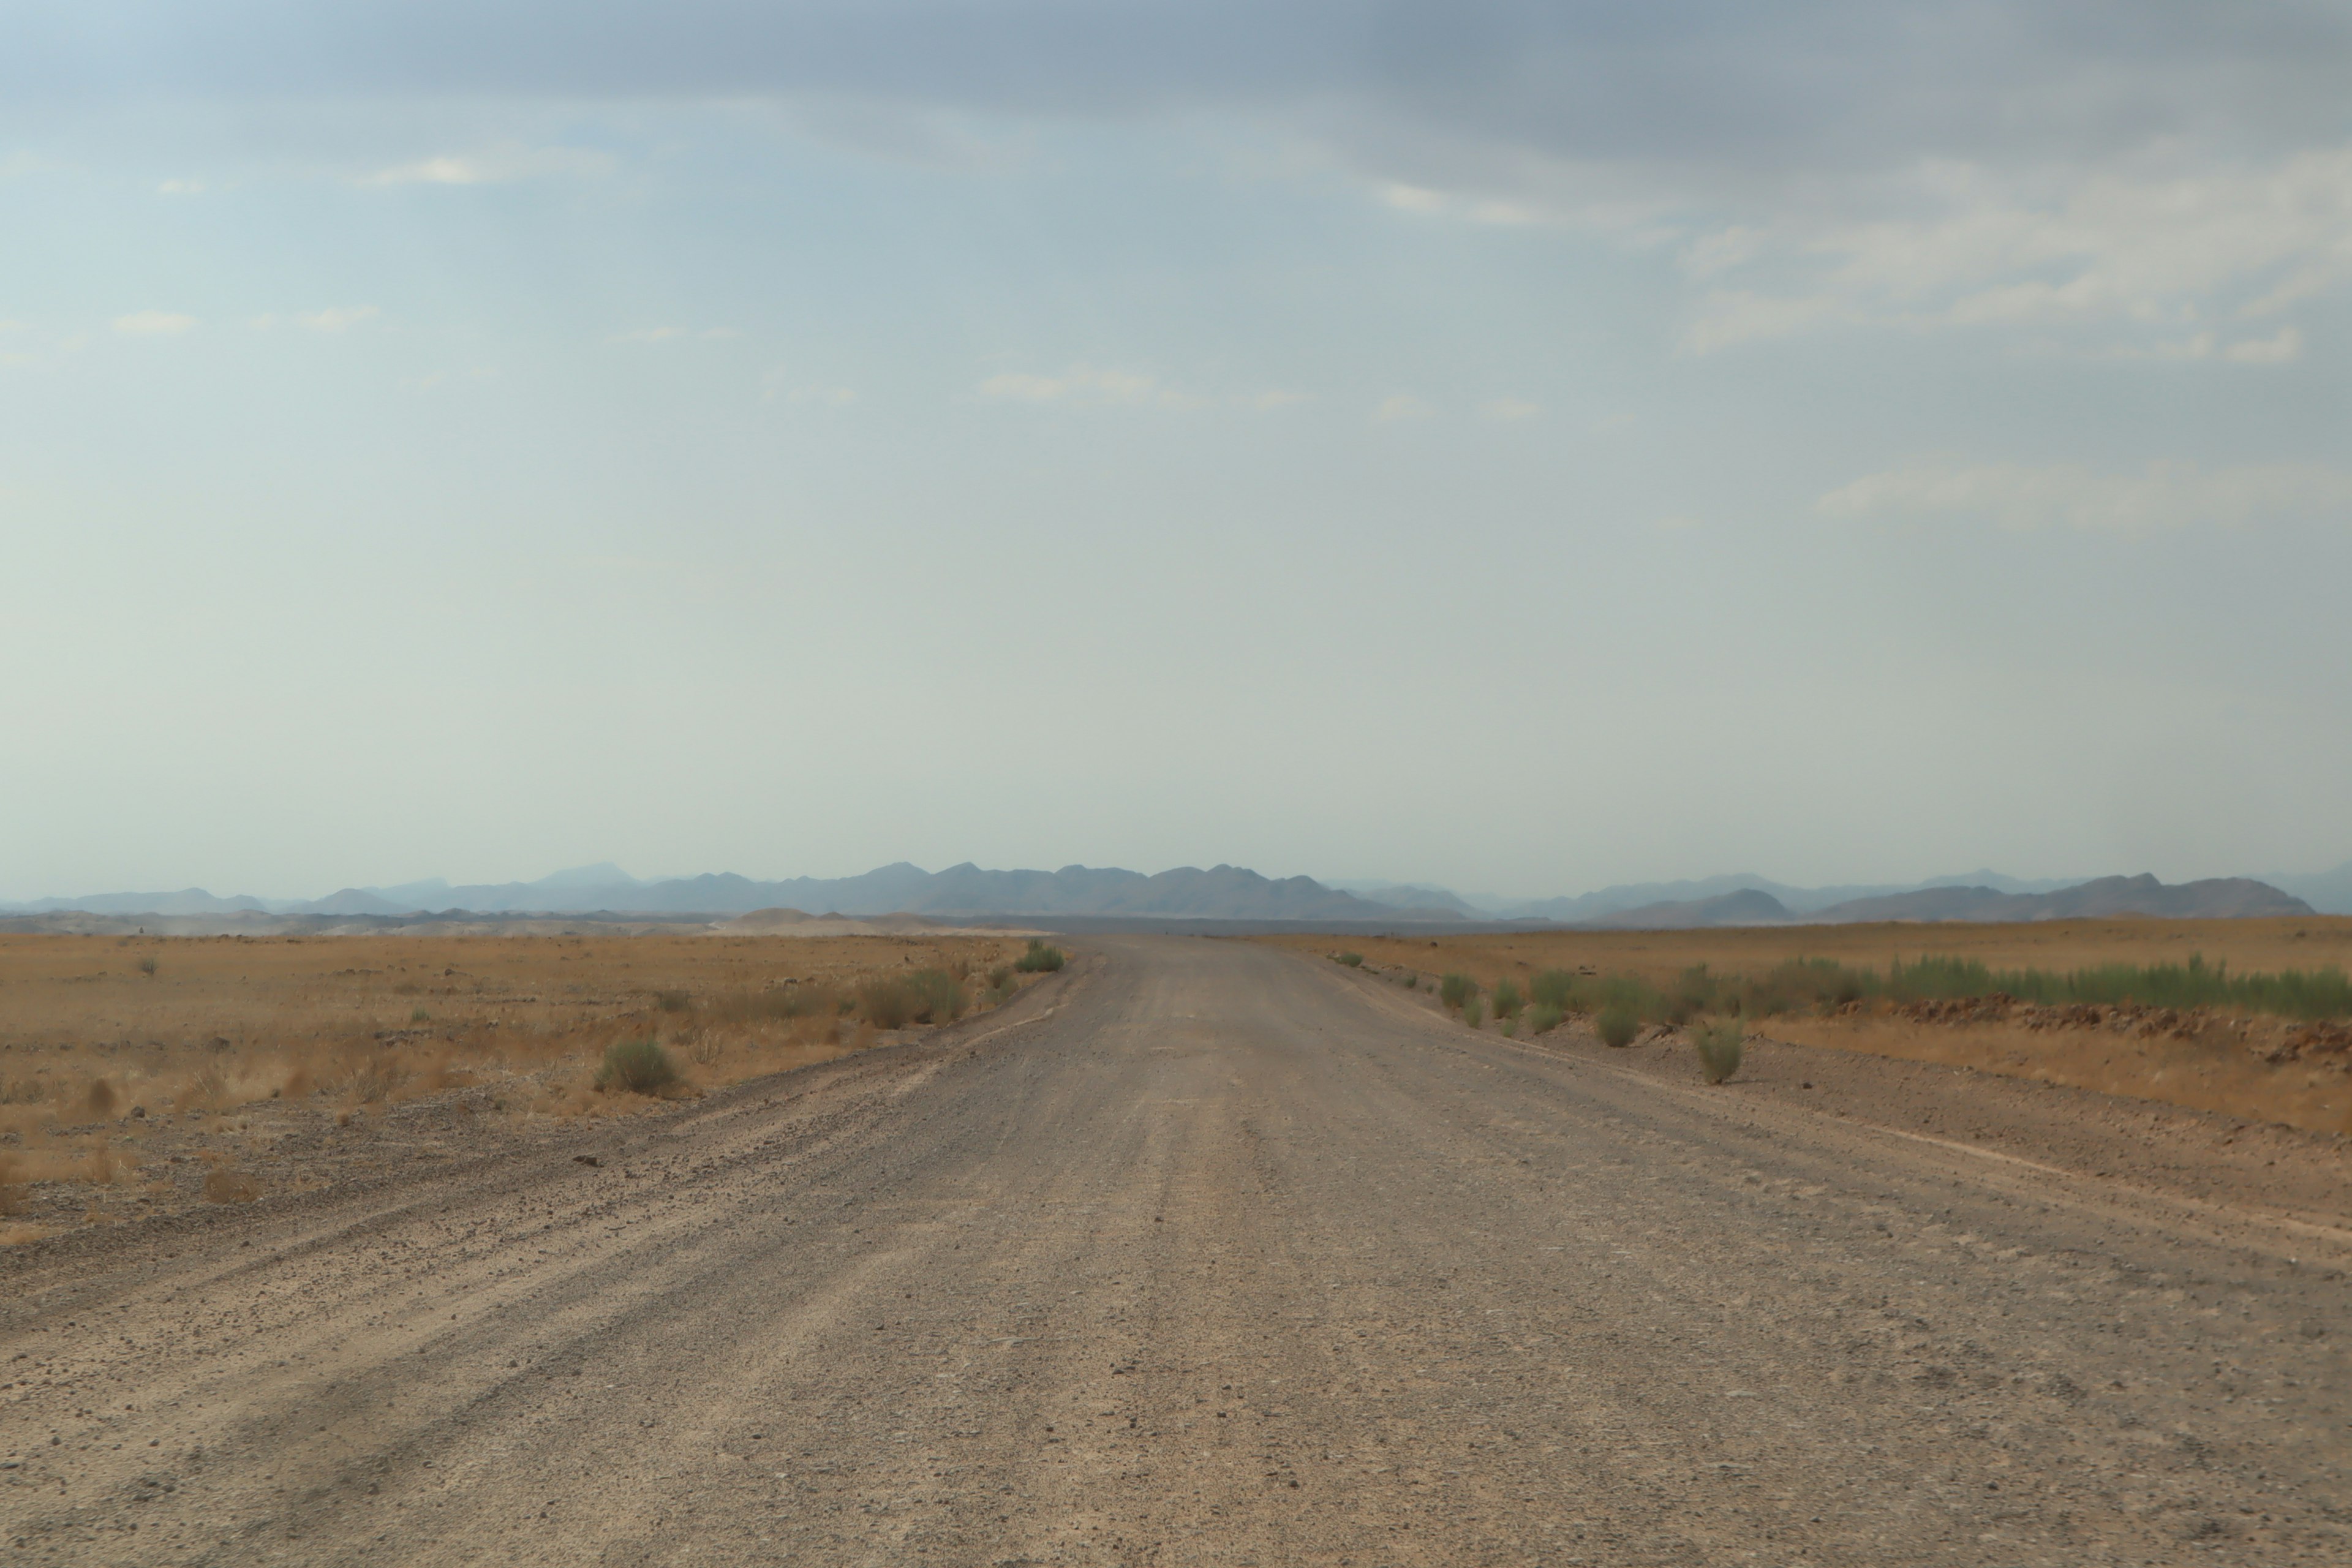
[4,860,2344,924]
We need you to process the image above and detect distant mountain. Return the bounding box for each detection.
[1501,870,2084,921]
[1593,874,2313,929]
[2269,861,2352,916]
[6,862,2329,926]
[1589,888,1796,929]
[296,888,412,917]
[1322,880,1488,918]
[0,888,270,917]
[298,862,1453,922]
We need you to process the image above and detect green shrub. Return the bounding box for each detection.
[1525,1003,1563,1035]
[1015,939,1066,974]
[1491,978,1523,1019]
[597,1038,679,1095]
[653,989,692,1014]
[1596,1003,1640,1048]
[1335,951,1364,967]
[1462,997,1483,1028]
[988,964,1013,989]
[410,1007,431,1023]
[1529,968,1576,1009]
[1693,1016,1744,1083]
[1400,973,1419,990]
[858,976,918,1028]
[1439,973,1477,1011]
[906,968,966,1024]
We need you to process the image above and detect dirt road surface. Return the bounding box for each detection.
[6,937,2347,1565]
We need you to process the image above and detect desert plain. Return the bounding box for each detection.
[0,921,2345,1566]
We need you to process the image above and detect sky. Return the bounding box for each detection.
[2,1,2348,902]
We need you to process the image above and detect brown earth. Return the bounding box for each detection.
[2,935,2346,1566]
[1264,921,2352,1136]
[0,932,1043,1243]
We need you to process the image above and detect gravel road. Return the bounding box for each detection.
[4,936,2346,1565]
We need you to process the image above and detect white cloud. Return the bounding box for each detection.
[978,366,1204,409]
[299,306,379,333]
[2223,326,2304,364]
[156,178,205,196]
[111,311,197,336]
[1676,146,2352,354]
[1681,291,1845,353]
[362,145,612,187]
[1372,393,1433,421]
[1381,183,1447,214]
[1480,397,1540,421]
[1819,459,2352,533]
[1232,388,1309,412]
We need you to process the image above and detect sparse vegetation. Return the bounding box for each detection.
[1439,973,1477,1011]
[201,1163,260,1204]
[1016,939,1066,973]
[1400,973,1419,990]
[1491,978,1523,1019]
[0,929,1034,1238]
[1525,1003,1563,1035]
[1596,1004,1640,1048]
[1462,997,1484,1028]
[1335,952,1363,967]
[1693,1017,1744,1084]
[597,1038,679,1096]
[137,954,157,978]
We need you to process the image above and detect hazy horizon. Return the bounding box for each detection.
[4,2,2346,902]
[6,853,2346,913]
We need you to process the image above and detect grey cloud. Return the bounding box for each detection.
[7,2,2348,178]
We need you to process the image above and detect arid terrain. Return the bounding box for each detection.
[0,930,1049,1242]
[3,933,2346,1565]
[1263,919,2352,1136]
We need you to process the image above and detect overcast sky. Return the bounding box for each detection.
[2,1,2348,900]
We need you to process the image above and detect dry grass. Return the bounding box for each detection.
[1272,916,2352,994]
[1263,918,2352,1134]
[0,930,1042,1236]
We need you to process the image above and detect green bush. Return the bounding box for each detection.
[988,964,1013,989]
[858,976,918,1028]
[1491,978,1523,1019]
[1439,973,1477,1011]
[1529,968,1577,1009]
[1596,1003,1640,1048]
[1400,973,1419,990]
[1462,997,1484,1028]
[1693,1016,1744,1083]
[1525,1003,1563,1035]
[597,1038,679,1095]
[1015,939,1066,974]
[1335,951,1364,967]
[653,989,692,1014]
[906,968,966,1025]
[410,1007,431,1023]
